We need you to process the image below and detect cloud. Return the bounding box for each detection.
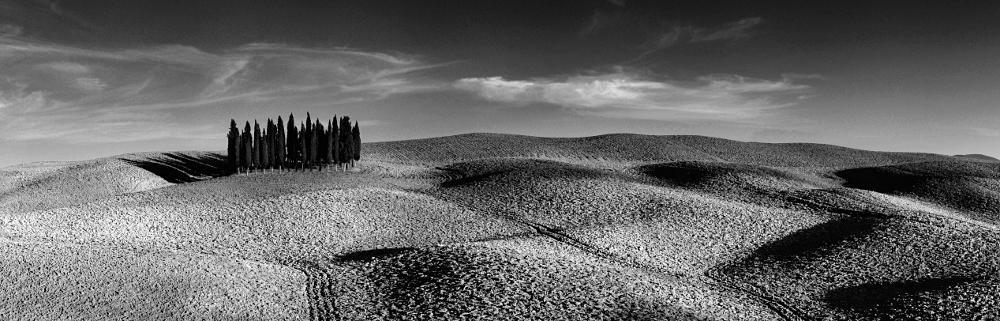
[691,17,762,43]
[73,77,107,91]
[454,71,808,120]
[39,61,90,73]
[636,17,763,60]
[0,37,447,143]
[781,73,826,81]
[0,24,22,37]
[0,80,55,113]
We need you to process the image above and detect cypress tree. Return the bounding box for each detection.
[262,120,269,170]
[261,121,269,170]
[253,121,262,170]
[316,120,327,167]
[326,119,335,166]
[269,122,276,169]
[330,115,342,166]
[305,113,313,169]
[286,113,297,168]
[261,127,270,170]
[242,121,252,172]
[265,119,272,169]
[277,116,286,170]
[227,119,240,174]
[300,121,307,170]
[267,119,276,170]
[339,116,352,170]
[310,119,320,168]
[352,121,361,165]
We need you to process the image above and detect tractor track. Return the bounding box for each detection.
[704,267,813,321]
[292,261,341,321]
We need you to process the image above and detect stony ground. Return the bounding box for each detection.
[1,133,998,320]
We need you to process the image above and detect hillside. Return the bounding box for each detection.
[1,133,997,320]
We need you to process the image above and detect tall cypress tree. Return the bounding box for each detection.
[352,121,361,165]
[261,126,270,170]
[311,119,322,166]
[227,119,239,174]
[276,116,285,170]
[265,119,272,169]
[326,119,334,166]
[267,119,276,170]
[269,122,276,169]
[305,113,313,169]
[286,113,298,168]
[253,121,262,170]
[242,121,252,172]
[262,120,269,170]
[330,116,340,167]
[300,121,307,170]
[316,120,327,167]
[339,116,352,170]
[313,118,326,170]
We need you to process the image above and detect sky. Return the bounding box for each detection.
[1,0,999,166]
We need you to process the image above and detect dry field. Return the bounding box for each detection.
[1,133,998,320]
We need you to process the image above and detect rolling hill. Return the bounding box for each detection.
[0,133,997,320]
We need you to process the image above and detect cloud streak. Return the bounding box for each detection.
[0,37,446,143]
[634,17,763,61]
[454,71,808,121]
[0,24,22,37]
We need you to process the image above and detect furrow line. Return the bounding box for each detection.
[293,262,340,321]
[704,267,812,321]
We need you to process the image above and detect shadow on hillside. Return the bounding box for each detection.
[835,166,925,194]
[440,171,506,188]
[634,162,715,187]
[121,152,228,183]
[748,217,884,263]
[337,247,417,262]
[824,276,974,315]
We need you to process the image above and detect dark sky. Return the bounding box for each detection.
[2,0,999,165]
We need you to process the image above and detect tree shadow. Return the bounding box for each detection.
[120,152,228,183]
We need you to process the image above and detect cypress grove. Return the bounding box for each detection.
[226,113,362,174]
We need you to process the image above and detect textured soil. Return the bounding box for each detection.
[1,133,997,320]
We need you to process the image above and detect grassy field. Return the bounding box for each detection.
[1,133,998,320]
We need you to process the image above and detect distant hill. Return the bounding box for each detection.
[364,133,957,168]
[954,154,1000,162]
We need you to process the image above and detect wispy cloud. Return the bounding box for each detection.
[454,70,808,121]
[0,37,447,143]
[690,17,763,43]
[780,73,826,81]
[634,17,763,61]
[0,24,22,37]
